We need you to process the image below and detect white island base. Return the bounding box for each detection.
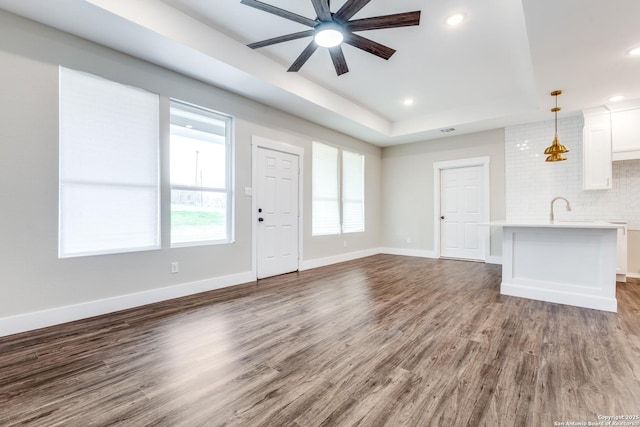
[499,223,619,312]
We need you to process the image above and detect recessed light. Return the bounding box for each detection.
[627,47,640,56]
[403,98,415,106]
[609,95,625,102]
[446,13,465,26]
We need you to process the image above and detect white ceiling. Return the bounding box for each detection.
[1,0,639,146]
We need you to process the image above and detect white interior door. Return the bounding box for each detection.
[440,165,484,260]
[257,147,299,279]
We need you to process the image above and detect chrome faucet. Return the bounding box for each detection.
[550,197,571,223]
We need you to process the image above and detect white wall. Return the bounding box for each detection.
[381,129,506,258]
[0,10,381,332]
[505,114,640,275]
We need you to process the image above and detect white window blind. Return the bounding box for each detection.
[59,67,160,258]
[342,150,365,233]
[312,142,340,235]
[170,100,233,246]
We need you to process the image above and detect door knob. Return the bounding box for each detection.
[258,208,262,213]
[440,216,445,220]
[258,217,264,222]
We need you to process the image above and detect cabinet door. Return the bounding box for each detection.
[611,108,640,160]
[583,111,612,190]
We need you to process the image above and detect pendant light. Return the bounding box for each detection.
[544,90,569,162]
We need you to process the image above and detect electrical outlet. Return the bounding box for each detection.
[171,262,179,274]
[406,237,412,244]
[343,240,348,248]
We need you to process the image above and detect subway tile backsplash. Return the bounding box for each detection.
[505,114,640,228]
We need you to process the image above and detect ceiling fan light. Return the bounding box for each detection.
[626,47,640,56]
[314,23,344,48]
[446,13,465,26]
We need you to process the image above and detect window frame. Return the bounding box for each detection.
[169,99,234,248]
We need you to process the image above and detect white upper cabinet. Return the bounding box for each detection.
[583,108,612,190]
[611,107,640,161]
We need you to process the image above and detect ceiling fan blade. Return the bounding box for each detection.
[344,33,396,60]
[288,41,319,72]
[345,11,421,32]
[248,30,314,49]
[310,0,331,21]
[333,0,372,23]
[329,46,349,75]
[240,0,317,27]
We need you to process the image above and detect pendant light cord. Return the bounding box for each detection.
[554,93,558,135]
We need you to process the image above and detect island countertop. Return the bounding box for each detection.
[482,220,625,229]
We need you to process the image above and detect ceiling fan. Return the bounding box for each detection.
[240,0,421,76]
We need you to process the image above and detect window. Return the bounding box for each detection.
[312,142,365,235]
[312,142,340,235]
[342,150,365,233]
[59,67,160,258]
[170,100,233,246]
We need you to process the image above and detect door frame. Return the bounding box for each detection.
[251,135,304,280]
[433,156,490,261]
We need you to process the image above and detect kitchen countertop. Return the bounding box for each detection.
[482,221,625,229]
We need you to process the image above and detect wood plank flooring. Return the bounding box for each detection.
[1,254,639,426]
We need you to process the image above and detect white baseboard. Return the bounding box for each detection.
[485,255,503,265]
[627,272,640,279]
[502,281,617,312]
[379,247,437,258]
[0,248,516,338]
[0,271,255,338]
[299,248,382,271]
[382,248,502,265]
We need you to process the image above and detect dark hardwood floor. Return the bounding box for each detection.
[1,255,639,426]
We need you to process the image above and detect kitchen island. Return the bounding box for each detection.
[490,222,622,312]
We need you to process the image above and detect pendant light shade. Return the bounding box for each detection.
[544,90,569,162]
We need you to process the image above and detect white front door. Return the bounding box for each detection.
[256,147,299,279]
[440,165,484,260]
